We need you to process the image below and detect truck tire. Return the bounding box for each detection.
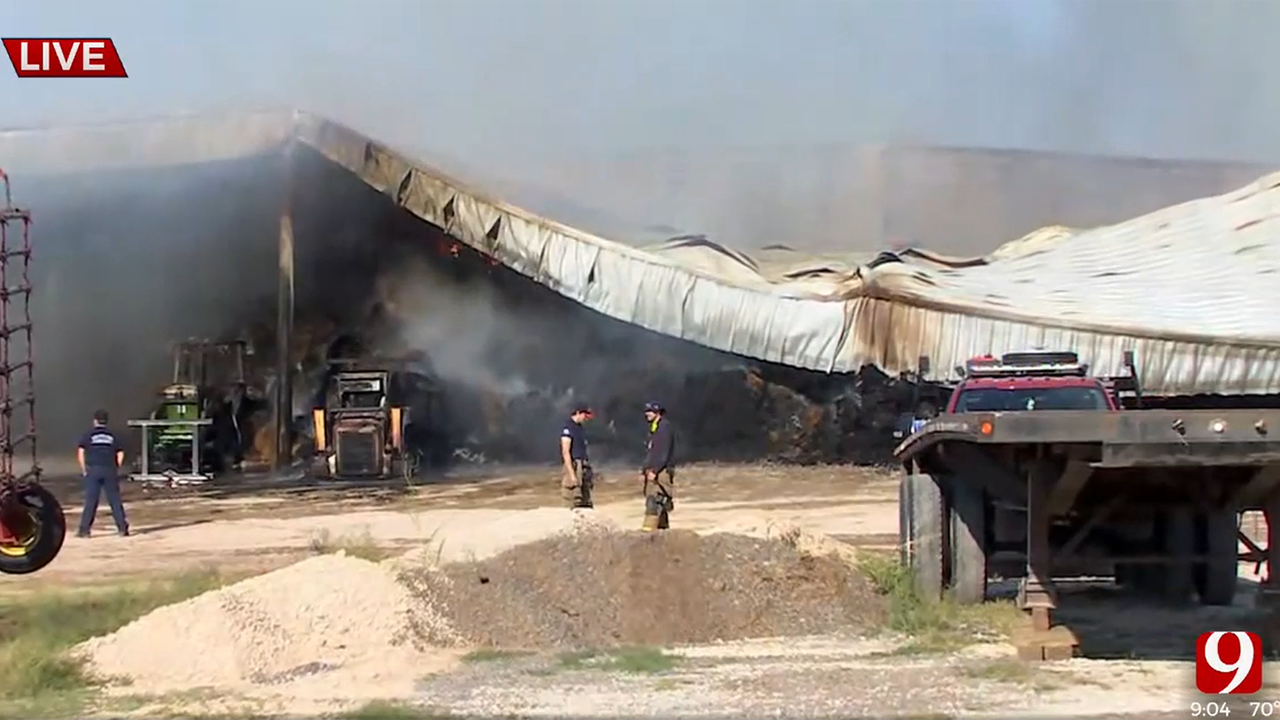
[1195,509,1239,607]
[948,475,988,604]
[1162,507,1196,604]
[0,483,67,575]
[900,471,944,600]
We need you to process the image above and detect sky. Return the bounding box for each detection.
[3,0,1280,170]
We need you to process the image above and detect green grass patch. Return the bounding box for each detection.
[330,700,452,720]
[0,569,237,719]
[857,551,1022,654]
[308,529,397,562]
[461,648,533,663]
[557,646,679,674]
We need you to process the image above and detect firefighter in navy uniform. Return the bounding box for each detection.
[75,409,130,538]
[640,401,676,531]
[559,404,595,509]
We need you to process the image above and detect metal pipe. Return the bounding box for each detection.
[273,140,297,472]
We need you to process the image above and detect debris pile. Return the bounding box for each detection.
[401,527,886,649]
[74,520,883,696]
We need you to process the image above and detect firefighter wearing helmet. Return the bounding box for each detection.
[640,401,677,531]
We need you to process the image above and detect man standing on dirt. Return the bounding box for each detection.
[641,401,676,531]
[560,404,595,510]
[75,409,129,538]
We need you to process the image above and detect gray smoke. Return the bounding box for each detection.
[2,0,1276,462]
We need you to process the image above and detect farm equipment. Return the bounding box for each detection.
[128,340,257,485]
[894,349,1280,659]
[0,172,66,575]
[311,359,425,480]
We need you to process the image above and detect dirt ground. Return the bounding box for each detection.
[10,462,1279,718]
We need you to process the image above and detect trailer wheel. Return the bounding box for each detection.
[900,471,944,600]
[1194,509,1239,606]
[0,483,67,576]
[947,475,987,604]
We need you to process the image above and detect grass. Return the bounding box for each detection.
[857,551,1023,655]
[0,568,237,719]
[557,646,679,674]
[308,528,398,562]
[330,700,452,720]
[462,648,533,663]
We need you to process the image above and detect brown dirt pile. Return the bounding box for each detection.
[401,527,887,649]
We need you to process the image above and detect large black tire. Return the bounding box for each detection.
[0,483,68,575]
[1195,509,1240,606]
[900,471,944,600]
[948,475,988,604]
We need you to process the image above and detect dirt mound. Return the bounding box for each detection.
[402,528,886,649]
[76,553,460,696]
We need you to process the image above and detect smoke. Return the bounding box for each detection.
[370,234,735,404]
[3,2,1279,165]
[375,253,538,399]
[2,0,1277,463]
[25,157,279,449]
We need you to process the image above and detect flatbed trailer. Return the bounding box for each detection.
[894,406,1280,660]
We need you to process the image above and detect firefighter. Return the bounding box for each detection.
[640,401,676,531]
[559,404,595,509]
[75,409,130,538]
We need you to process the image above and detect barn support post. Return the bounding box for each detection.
[273,140,297,472]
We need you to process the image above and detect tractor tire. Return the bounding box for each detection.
[900,471,944,600]
[1195,509,1240,607]
[0,483,68,576]
[948,475,988,605]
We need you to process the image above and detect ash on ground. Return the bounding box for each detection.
[400,527,887,649]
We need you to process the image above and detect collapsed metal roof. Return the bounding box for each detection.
[2,110,1278,395]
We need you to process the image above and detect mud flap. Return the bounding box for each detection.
[0,483,68,576]
[1162,507,1196,604]
[948,474,988,605]
[900,471,944,600]
[1195,508,1240,606]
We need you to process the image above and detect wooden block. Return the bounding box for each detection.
[1012,625,1079,663]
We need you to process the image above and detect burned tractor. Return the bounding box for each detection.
[0,173,65,575]
[128,340,261,485]
[311,359,426,480]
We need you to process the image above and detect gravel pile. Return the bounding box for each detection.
[402,527,886,649]
[75,553,458,696]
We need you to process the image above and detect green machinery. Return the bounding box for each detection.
[128,340,252,485]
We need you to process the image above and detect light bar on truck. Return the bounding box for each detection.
[962,351,1089,379]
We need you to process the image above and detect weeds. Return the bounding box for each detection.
[331,700,452,719]
[0,569,235,718]
[308,528,397,562]
[557,646,679,674]
[857,551,1021,654]
[462,648,533,663]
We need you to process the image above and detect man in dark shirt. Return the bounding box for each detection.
[640,401,677,531]
[76,409,129,538]
[559,404,595,509]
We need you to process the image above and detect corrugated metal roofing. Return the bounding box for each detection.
[1,110,1278,395]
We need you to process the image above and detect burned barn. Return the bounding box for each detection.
[1,111,1276,478]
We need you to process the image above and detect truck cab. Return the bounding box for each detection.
[946,352,1120,414]
[895,350,1137,440]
